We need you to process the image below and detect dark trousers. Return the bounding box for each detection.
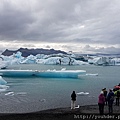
[98,103,104,115]
[108,104,113,114]
[105,98,107,105]
[116,97,119,106]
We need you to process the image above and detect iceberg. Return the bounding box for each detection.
[77,92,89,96]
[1,50,120,67]
[110,58,120,65]
[88,57,110,65]
[0,76,9,93]
[0,76,7,85]
[16,92,27,95]
[75,105,80,109]
[88,56,120,66]
[0,70,86,78]
[37,56,88,65]
[0,85,9,92]
[5,92,14,96]
[0,58,8,69]
[20,55,37,64]
[86,73,98,76]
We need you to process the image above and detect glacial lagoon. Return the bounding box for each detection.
[0,64,120,113]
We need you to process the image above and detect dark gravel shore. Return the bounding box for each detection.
[0,104,120,120]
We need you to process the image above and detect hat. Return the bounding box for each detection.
[103,88,106,90]
[100,91,104,94]
[109,89,113,91]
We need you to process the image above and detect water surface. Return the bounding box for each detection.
[0,64,119,113]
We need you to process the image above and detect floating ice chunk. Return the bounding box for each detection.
[0,88,6,92]
[16,92,27,95]
[75,105,80,109]
[61,68,66,71]
[78,74,87,78]
[78,73,98,78]
[5,92,14,96]
[0,85,9,92]
[86,73,98,76]
[0,85,9,89]
[77,92,89,96]
[40,99,46,102]
[88,96,95,98]
[0,76,7,85]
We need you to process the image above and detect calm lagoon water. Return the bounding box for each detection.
[0,64,120,113]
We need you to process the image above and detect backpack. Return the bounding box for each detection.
[110,96,114,101]
[117,91,120,97]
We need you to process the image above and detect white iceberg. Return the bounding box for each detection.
[75,105,80,109]
[86,73,98,76]
[20,55,37,64]
[88,57,110,65]
[5,92,14,96]
[0,85,9,92]
[110,58,120,65]
[0,58,8,69]
[77,92,89,96]
[88,56,120,66]
[44,57,62,65]
[16,92,27,95]
[1,50,120,66]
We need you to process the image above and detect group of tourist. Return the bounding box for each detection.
[70,84,120,114]
[98,85,120,115]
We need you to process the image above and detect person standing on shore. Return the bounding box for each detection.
[107,89,114,114]
[98,91,105,115]
[102,88,108,105]
[71,91,76,109]
[115,89,120,106]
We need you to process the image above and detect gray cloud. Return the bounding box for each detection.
[0,1,34,41]
[0,0,120,53]
[83,45,120,54]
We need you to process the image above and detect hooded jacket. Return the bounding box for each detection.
[98,94,105,104]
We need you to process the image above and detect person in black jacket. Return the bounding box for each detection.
[107,89,114,114]
[102,88,108,105]
[71,91,76,109]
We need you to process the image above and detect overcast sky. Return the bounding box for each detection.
[0,0,120,54]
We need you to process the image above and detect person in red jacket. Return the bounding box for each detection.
[98,91,105,115]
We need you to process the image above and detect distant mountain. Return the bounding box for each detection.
[2,48,67,57]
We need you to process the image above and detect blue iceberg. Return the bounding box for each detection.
[0,69,86,78]
[0,76,9,93]
[0,76,7,85]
